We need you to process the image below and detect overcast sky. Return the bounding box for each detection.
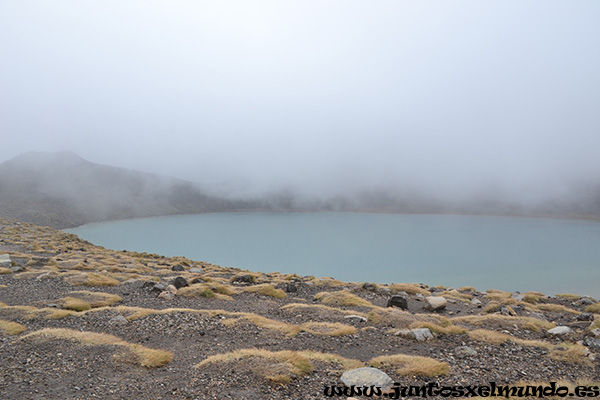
[1,1,599,198]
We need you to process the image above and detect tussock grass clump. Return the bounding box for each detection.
[281,303,369,318]
[522,293,541,304]
[66,273,120,287]
[0,302,7,307]
[178,283,236,300]
[467,329,590,365]
[369,354,450,377]
[409,320,467,335]
[458,286,477,292]
[453,314,555,332]
[388,283,430,295]
[556,293,581,300]
[243,284,286,299]
[481,301,501,314]
[0,267,12,274]
[300,322,356,336]
[314,291,373,307]
[22,328,172,368]
[0,319,27,335]
[584,303,600,313]
[438,289,471,303]
[196,349,362,384]
[368,307,441,328]
[67,291,122,308]
[534,303,580,315]
[60,297,92,312]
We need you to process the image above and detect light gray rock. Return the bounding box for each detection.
[394,328,434,342]
[10,266,24,273]
[454,346,478,358]
[548,326,573,335]
[0,254,11,267]
[189,267,203,273]
[425,296,447,311]
[340,367,393,391]
[511,292,525,301]
[344,315,368,323]
[471,298,482,306]
[110,315,129,324]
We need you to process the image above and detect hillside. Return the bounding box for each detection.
[0,152,251,229]
[0,218,598,399]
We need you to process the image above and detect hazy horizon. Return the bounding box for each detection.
[2,1,599,203]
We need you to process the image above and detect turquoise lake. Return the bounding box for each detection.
[66,213,600,298]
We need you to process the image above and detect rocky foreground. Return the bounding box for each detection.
[0,218,599,400]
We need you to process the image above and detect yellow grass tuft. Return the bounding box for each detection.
[0,319,27,335]
[555,293,581,299]
[66,273,120,287]
[388,283,430,295]
[0,267,12,274]
[584,303,600,313]
[409,320,467,335]
[314,291,373,307]
[22,328,172,368]
[300,322,356,336]
[534,303,580,314]
[369,354,450,377]
[452,314,554,332]
[243,284,287,299]
[196,348,362,383]
[60,297,92,312]
[67,291,122,307]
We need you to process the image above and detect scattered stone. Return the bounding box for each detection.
[529,312,547,321]
[387,295,408,310]
[231,274,255,285]
[454,346,478,358]
[378,287,391,296]
[110,315,128,324]
[122,278,138,284]
[511,292,525,301]
[362,282,377,292]
[583,337,600,350]
[591,328,600,337]
[189,277,206,284]
[344,315,367,323]
[189,267,203,273]
[10,266,24,273]
[165,284,178,294]
[0,254,11,267]
[171,265,185,272]
[158,291,175,300]
[547,326,573,335]
[395,328,433,342]
[44,303,61,309]
[340,367,393,391]
[580,297,596,306]
[170,276,189,289]
[284,283,297,293]
[425,296,447,312]
[151,283,166,293]
[577,312,594,321]
[471,298,482,307]
[501,306,517,316]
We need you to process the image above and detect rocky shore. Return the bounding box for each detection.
[0,218,598,399]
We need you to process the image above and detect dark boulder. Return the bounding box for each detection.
[171,276,189,289]
[387,295,408,310]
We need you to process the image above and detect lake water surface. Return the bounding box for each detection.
[66,213,600,298]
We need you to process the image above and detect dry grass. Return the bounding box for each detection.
[522,293,541,304]
[280,303,369,318]
[481,301,501,314]
[584,303,600,313]
[452,314,554,332]
[369,354,450,377]
[0,267,12,274]
[314,291,373,307]
[458,286,477,292]
[60,297,92,311]
[437,289,471,303]
[0,302,6,307]
[300,322,356,336]
[409,320,467,335]
[388,283,430,295]
[22,328,172,368]
[368,307,442,328]
[178,282,237,300]
[0,319,27,335]
[533,303,580,315]
[467,329,590,365]
[555,293,581,300]
[196,348,362,383]
[66,272,120,287]
[243,284,286,299]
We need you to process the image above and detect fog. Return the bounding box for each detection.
[1,1,599,204]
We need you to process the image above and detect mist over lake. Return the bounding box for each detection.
[66,212,600,298]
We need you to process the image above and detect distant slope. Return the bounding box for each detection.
[0,151,251,228]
